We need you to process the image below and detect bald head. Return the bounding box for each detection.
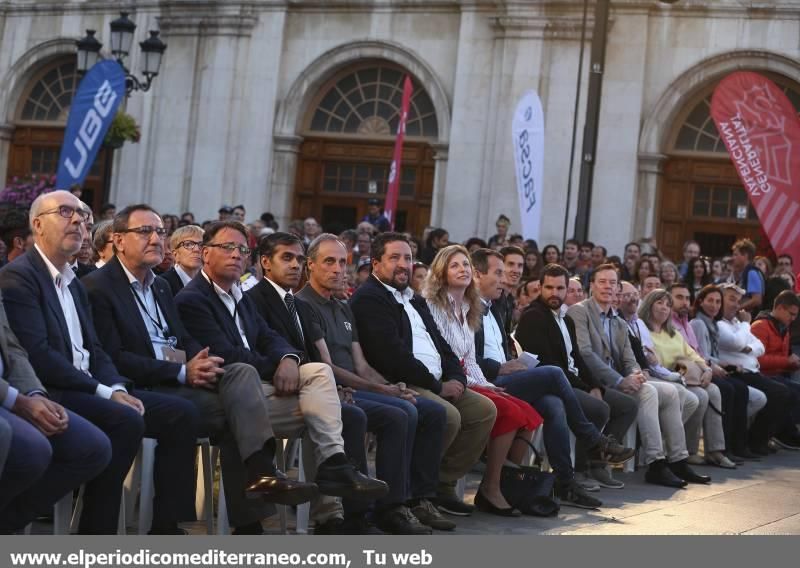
[30,190,90,266]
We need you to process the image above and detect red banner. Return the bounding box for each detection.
[384,76,413,229]
[710,72,800,261]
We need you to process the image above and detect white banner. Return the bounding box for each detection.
[511,90,544,241]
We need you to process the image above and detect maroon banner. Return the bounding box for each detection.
[384,75,413,229]
[710,71,800,261]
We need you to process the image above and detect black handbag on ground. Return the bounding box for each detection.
[499,438,560,517]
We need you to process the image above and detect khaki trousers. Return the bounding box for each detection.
[633,381,689,465]
[414,385,496,486]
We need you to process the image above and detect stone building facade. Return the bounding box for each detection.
[1,0,799,259]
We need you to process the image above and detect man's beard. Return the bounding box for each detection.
[544,295,563,310]
[390,269,410,291]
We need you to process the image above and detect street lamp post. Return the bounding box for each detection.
[572,0,679,243]
[75,12,167,96]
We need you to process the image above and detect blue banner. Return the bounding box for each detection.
[56,60,126,188]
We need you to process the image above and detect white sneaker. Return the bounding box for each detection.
[574,471,601,492]
[589,466,625,489]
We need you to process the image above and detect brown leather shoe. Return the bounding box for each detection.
[245,470,319,505]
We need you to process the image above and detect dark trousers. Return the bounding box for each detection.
[339,403,368,514]
[712,375,749,454]
[57,389,199,533]
[494,365,600,482]
[771,375,800,435]
[574,388,638,471]
[0,407,110,532]
[355,391,446,504]
[737,372,792,447]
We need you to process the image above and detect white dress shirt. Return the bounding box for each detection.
[717,318,764,373]
[428,296,489,387]
[481,299,507,364]
[552,308,579,376]
[265,277,304,340]
[377,276,442,380]
[202,270,250,349]
[35,244,125,399]
[175,264,193,287]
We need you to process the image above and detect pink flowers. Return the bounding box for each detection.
[0,174,56,208]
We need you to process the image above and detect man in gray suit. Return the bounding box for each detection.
[567,264,708,488]
[0,293,111,532]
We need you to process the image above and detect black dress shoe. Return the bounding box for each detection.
[473,490,521,517]
[245,468,319,505]
[376,506,432,535]
[668,459,712,484]
[315,461,388,500]
[644,461,687,488]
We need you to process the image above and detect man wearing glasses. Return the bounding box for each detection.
[0,191,201,534]
[160,225,205,296]
[83,207,319,535]
[175,221,388,533]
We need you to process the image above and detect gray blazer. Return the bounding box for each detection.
[0,290,45,406]
[566,298,640,388]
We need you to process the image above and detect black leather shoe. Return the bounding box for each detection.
[376,506,432,535]
[645,461,687,488]
[245,469,319,505]
[315,462,389,500]
[668,459,711,484]
[474,490,521,517]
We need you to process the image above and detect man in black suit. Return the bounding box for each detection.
[0,190,202,534]
[350,232,496,517]
[175,221,387,518]
[516,264,638,490]
[83,206,317,535]
[0,296,110,532]
[159,225,204,296]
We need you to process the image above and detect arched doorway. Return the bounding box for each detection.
[292,62,439,236]
[657,73,800,260]
[6,58,112,213]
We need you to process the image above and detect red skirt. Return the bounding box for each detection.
[470,386,544,439]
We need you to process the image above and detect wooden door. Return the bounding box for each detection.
[7,126,111,214]
[292,137,434,237]
[658,158,762,259]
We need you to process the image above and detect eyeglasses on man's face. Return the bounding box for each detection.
[37,205,91,223]
[205,242,251,256]
[121,226,168,238]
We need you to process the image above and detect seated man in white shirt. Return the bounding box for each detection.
[717,283,793,455]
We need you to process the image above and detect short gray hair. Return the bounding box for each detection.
[92,220,113,253]
[307,233,345,261]
[170,225,204,251]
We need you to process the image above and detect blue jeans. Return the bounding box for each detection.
[494,365,600,481]
[0,406,111,532]
[355,391,446,502]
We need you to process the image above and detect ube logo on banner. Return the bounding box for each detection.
[512,90,544,241]
[56,60,126,188]
[710,72,800,261]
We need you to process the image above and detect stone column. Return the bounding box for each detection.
[0,123,14,185]
[269,134,303,230]
[429,143,449,228]
[634,153,667,240]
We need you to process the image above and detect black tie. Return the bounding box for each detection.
[483,303,491,316]
[284,293,305,344]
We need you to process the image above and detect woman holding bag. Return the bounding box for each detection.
[639,290,732,472]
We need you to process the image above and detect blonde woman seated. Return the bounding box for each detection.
[424,245,542,516]
[639,289,729,475]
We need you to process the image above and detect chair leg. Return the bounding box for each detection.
[54,492,74,535]
[295,440,309,534]
[216,468,230,535]
[137,438,158,535]
[277,439,288,535]
[69,486,84,534]
[623,424,638,473]
[196,439,214,534]
[123,444,143,528]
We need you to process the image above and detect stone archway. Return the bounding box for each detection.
[634,50,800,257]
[269,40,451,233]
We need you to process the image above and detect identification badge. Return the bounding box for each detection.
[162,347,187,364]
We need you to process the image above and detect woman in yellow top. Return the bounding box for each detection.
[639,290,735,470]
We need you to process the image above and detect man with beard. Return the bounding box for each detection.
[350,232,496,517]
[516,264,638,489]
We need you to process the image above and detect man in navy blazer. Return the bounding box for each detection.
[84,206,317,536]
[175,221,387,518]
[350,232,497,517]
[0,294,110,532]
[0,190,201,534]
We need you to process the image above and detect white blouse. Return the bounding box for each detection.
[426,295,491,387]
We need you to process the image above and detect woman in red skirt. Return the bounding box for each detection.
[424,245,543,516]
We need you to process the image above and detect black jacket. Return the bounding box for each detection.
[246,278,321,362]
[349,275,466,394]
[515,299,604,393]
[82,256,203,387]
[474,301,511,382]
[175,272,300,381]
[159,267,184,297]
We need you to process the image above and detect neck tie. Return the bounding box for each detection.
[284,293,305,344]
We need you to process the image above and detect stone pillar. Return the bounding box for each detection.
[269,134,303,230]
[0,123,14,185]
[429,143,449,228]
[634,153,667,240]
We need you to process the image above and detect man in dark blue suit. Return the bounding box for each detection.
[0,190,201,534]
[83,205,318,536]
[0,295,110,533]
[175,221,388,523]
